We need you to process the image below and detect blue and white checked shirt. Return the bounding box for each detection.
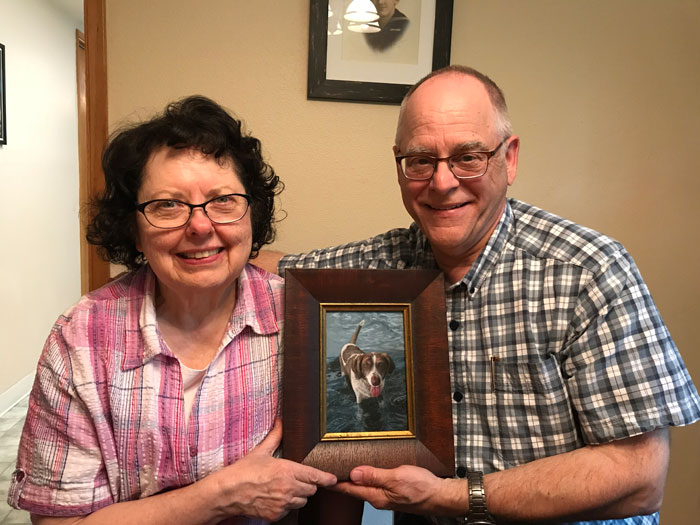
[279,199,700,525]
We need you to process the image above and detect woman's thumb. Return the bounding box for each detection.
[249,418,282,456]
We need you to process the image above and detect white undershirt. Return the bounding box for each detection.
[179,360,207,424]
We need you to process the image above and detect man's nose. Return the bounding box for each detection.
[429,159,460,192]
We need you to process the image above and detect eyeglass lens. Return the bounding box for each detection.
[143,194,249,228]
[400,151,491,180]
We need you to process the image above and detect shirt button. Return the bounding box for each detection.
[449,320,460,330]
[453,391,464,402]
[456,466,467,478]
[13,469,25,482]
[190,446,197,457]
[469,286,476,294]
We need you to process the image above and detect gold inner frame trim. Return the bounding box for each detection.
[319,303,416,442]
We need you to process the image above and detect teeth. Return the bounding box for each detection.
[432,203,464,210]
[181,249,220,260]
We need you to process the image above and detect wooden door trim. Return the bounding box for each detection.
[84,0,110,291]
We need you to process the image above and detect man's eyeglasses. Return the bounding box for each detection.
[135,193,251,229]
[395,137,509,181]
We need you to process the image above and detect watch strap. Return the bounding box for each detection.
[464,471,495,524]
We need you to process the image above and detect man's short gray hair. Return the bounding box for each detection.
[396,65,513,143]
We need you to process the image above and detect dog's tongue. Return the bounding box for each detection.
[370,385,381,397]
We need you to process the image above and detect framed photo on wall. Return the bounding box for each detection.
[283,269,454,480]
[308,0,454,104]
[0,43,6,145]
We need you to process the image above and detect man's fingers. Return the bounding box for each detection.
[331,481,386,506]
[249,419,282,456]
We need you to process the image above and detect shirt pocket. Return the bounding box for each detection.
[490,353,582,468]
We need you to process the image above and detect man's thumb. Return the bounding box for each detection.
[349,466,384,486]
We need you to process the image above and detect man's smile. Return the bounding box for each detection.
[425,202,468,211]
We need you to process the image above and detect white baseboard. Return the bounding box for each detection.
[0,373,34,418]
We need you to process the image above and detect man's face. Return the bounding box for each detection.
[394,74,519,268]
[371,0,399,18]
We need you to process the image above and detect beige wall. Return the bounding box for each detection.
[0,0,83,408]
[106,1,699,522]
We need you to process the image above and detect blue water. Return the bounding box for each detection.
[324,310,409,434]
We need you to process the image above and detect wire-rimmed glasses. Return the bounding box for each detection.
[135,193,251,229]
[395,137,509,181]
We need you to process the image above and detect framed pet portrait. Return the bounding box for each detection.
[283,269,454,480]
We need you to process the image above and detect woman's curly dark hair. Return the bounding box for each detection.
[86,95,283,270]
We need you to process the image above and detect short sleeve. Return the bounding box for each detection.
[564,250,700,443]
[8,321,114,516]
[279,242,372,271]
[279,227,424,273]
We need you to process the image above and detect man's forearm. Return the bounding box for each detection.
[485,428,669,522]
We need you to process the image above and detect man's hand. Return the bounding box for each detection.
[332,465,466,517]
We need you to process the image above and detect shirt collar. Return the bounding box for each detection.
[225,263,281,341]
[458,200,513,296]
[410,223,440,270]
[122,264,280,370]
[410,202,513,295]
[416,200,511,296]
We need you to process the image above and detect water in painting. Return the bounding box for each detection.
[325,309,409,434]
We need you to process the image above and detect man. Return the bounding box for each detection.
[365,0,409,51]
[258,66,700,524]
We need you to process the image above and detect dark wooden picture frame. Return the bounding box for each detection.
[0,43,6,145]
[308,0,454,104]
[283,269,454,480]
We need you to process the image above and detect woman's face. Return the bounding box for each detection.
[135,147,252,300]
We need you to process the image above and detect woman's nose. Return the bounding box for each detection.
[186,208,214,235]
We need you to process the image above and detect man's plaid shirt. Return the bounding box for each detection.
[279,199,700,525]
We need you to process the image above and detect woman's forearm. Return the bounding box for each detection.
[31,429,337,525]
[33,474,225,525]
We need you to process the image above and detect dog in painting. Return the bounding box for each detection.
[339,320,396,403]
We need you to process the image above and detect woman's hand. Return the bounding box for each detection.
[31,420,336,525]
[209,419,338,522]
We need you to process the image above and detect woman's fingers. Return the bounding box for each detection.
[291,462,337,488]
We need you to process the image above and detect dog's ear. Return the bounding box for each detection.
[382,353,396,374]
[351,354,366,379]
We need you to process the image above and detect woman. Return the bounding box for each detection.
[7,96,336,524]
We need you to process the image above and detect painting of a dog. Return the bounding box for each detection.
[340,320,396,403]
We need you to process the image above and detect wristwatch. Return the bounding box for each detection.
[463,471,496,524]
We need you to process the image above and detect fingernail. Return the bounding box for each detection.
[350,469,363,483]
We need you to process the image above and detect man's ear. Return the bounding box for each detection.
[505,135,520,186]
[393,145,403,183]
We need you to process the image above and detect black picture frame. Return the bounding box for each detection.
[283,269,454,480]
[0,43,6,145]
[308,0,454,104]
